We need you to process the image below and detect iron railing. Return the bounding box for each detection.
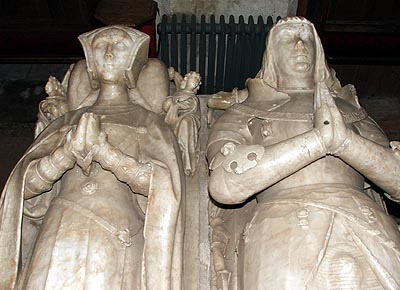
[158,14,277,94]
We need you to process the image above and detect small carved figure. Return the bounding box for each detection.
[34,76,69,137]
[163,71,201,176]
[0,26,184,290]
[207,17,400,289]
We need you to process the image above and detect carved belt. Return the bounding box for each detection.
[53,197,143,247]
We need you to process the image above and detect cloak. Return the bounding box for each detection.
[0,105,184,290]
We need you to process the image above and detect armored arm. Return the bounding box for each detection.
[208,129,325,204]
[313,83,400,200]
[334,131,400,200]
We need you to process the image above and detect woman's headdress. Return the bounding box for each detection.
[78,25,149,89]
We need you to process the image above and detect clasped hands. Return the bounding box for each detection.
[64,112,107,174]
[314,82,351,155]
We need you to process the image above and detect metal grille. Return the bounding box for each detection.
[157,14,277,94]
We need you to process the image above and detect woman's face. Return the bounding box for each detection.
[92,29,133,84]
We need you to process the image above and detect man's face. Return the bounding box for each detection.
[92,29,133,83]
[272,23,316,80]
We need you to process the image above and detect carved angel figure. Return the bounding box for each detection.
[207,17,400,289]
[0,26,184,290]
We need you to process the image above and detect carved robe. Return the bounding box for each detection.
[0,104,184,290]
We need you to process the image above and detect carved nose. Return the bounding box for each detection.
[295,39,305,49]
[105,44,113,59]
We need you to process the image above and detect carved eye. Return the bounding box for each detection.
[114,41,129,51]
[93,41,107,49]
[278,31,296,43]
[115,42,125,49]
[280,35,294,43]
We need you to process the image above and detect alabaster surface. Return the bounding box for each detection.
[0,25,204,290]
[163,69,202,176]
[207,16,400,290]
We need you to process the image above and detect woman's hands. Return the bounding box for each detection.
[64,112,107,174]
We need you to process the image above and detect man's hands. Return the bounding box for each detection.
[314,82,350,155]
[64,112,107,174]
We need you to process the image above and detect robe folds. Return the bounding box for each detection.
[0,104,184,290]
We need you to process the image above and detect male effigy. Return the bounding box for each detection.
[207,17,400,289]
[0,26,185,290]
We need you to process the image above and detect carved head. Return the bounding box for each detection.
[45,76,65,97]
[259,17,339,90]
[78,26,149,89]
[180,71,202,93]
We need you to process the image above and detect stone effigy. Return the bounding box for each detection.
[207,17,400,289]
[0,26,186,290]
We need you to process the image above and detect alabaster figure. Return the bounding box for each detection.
[0,26,184,290]
[163,70,201,176]
[34,76,69,137]
[207,17,400,289]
